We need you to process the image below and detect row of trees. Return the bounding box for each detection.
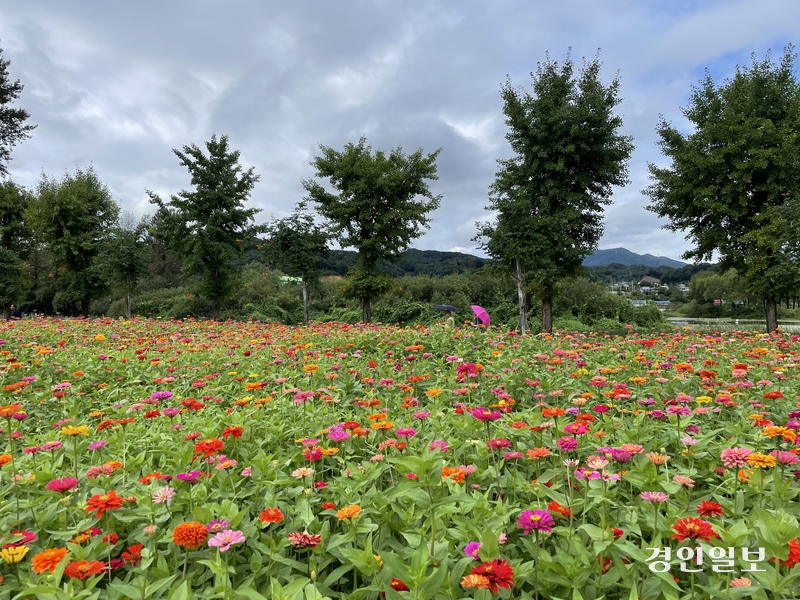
[2,42,800,331]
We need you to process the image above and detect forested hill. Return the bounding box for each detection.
[313,247,710,281]
[318,249,486,276]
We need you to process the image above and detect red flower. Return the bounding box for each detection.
[321,501,336,510]
[671,517,719,542]
[101,532,119,545]
[120,544,143,566]
[194,438,224,457]
[64,560,106,579]
[86,490,124,518]
[184,432,202,441]
[144,410,160,419]
[771,538,800,567]
[548,500,572,518]
[470,559,515,593]
[390,578,410,591]
[222,426,244,438]
[259,508,284,524]
[696,501,724,518]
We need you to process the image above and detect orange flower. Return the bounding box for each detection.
[64,560,106,579]
[172,522,208,548]
[371,421,394,431]
[259,508,284,524]
[425,388,443,397]
[85,490,124,518]
[336,504,362,521]
[0,404,22,418]
[32,548,69,574]
[0,454,11,467]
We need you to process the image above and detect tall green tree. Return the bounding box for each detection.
[0,180,32,316]
[476,52,633,333]
[148,134,263,319]
[102,212,150,318]
[27,167,119,315]
[0,45,35,177]
[303,137,442,323]
[264,205,329,326]
[645,47,800,332]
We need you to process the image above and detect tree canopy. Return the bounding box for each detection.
[645,46,800,332]
[0,45,35,177]
[303,137,442,323]
[0,180,32,314]
[27,167,119,315]
[148,134,264,319]
[264,205,329,326]
[476,52,633,332]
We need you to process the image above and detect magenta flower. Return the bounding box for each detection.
[208,529,245,552]
[469,407,502,421]
[464,541,481,559]
[88,440,108,451]
[517,509,555,534]
[163,408,181,418]
[396,427,417,438]
[556,436,578,451]
[46,477,79,493]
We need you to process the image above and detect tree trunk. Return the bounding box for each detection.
[302,280,310,327]
[212,302,220,321]
[362,296,372,324]
[541,285,554,333]
[125,294,132,319]
[765,297,778,333]
[515,257,527,335]
[2,302,9,320]
[81,295,90,317]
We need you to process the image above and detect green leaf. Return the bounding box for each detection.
[108,583,143,600]
[169,581,191,600]
[478,528,499,562]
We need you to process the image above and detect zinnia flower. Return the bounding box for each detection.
[464,541,481,559]
[671,517,719,542]
[469,559,514,593]
[696,501,724,518]
[336,504,362,521]
[85,490,124,518]
[206,519,230,533]
[172,522,209,549]
[639,491,668,503]
[0,546,29,564]
[64,560,106,579]
[208,530,245,552]
[259,508,284,524]
[31,548,69,573]
[288,531,322,547]
[720,447,751,468]
[152,486,175,504]
[517,509,555,534]
[461,574,490,590]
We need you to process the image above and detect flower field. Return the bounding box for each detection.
[1,318,800,600]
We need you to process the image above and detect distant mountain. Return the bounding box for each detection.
[583,248,686,268]
[318,249,486,277]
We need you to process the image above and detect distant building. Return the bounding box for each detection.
[640,276,661,286]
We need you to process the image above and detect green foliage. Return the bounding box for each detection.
[27,166,119,315]
[303,137,442,322]
[0,179,32,310]
[645,46,800,331]
[148,134,264,318]
[476,51,634,332]
[0,45,36,176]
[101,213,150,318]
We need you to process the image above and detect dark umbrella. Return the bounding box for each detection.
[433,304,459,313]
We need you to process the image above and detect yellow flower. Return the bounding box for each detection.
[425,388,443,397]
[747,453,776,468]
[303,364,319,373]
[60,425,90,437]
[1,545,29,564]
[94,334,106,342]
[695,396,712,403]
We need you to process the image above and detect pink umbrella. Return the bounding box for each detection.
[471,305,490,326]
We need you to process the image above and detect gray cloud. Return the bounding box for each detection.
[2,0,798,263]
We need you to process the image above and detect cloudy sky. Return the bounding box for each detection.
[1,0,798,261]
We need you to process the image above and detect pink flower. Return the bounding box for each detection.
[207,529,245,552]
[720,447,752,468]
[46,477,79,493]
